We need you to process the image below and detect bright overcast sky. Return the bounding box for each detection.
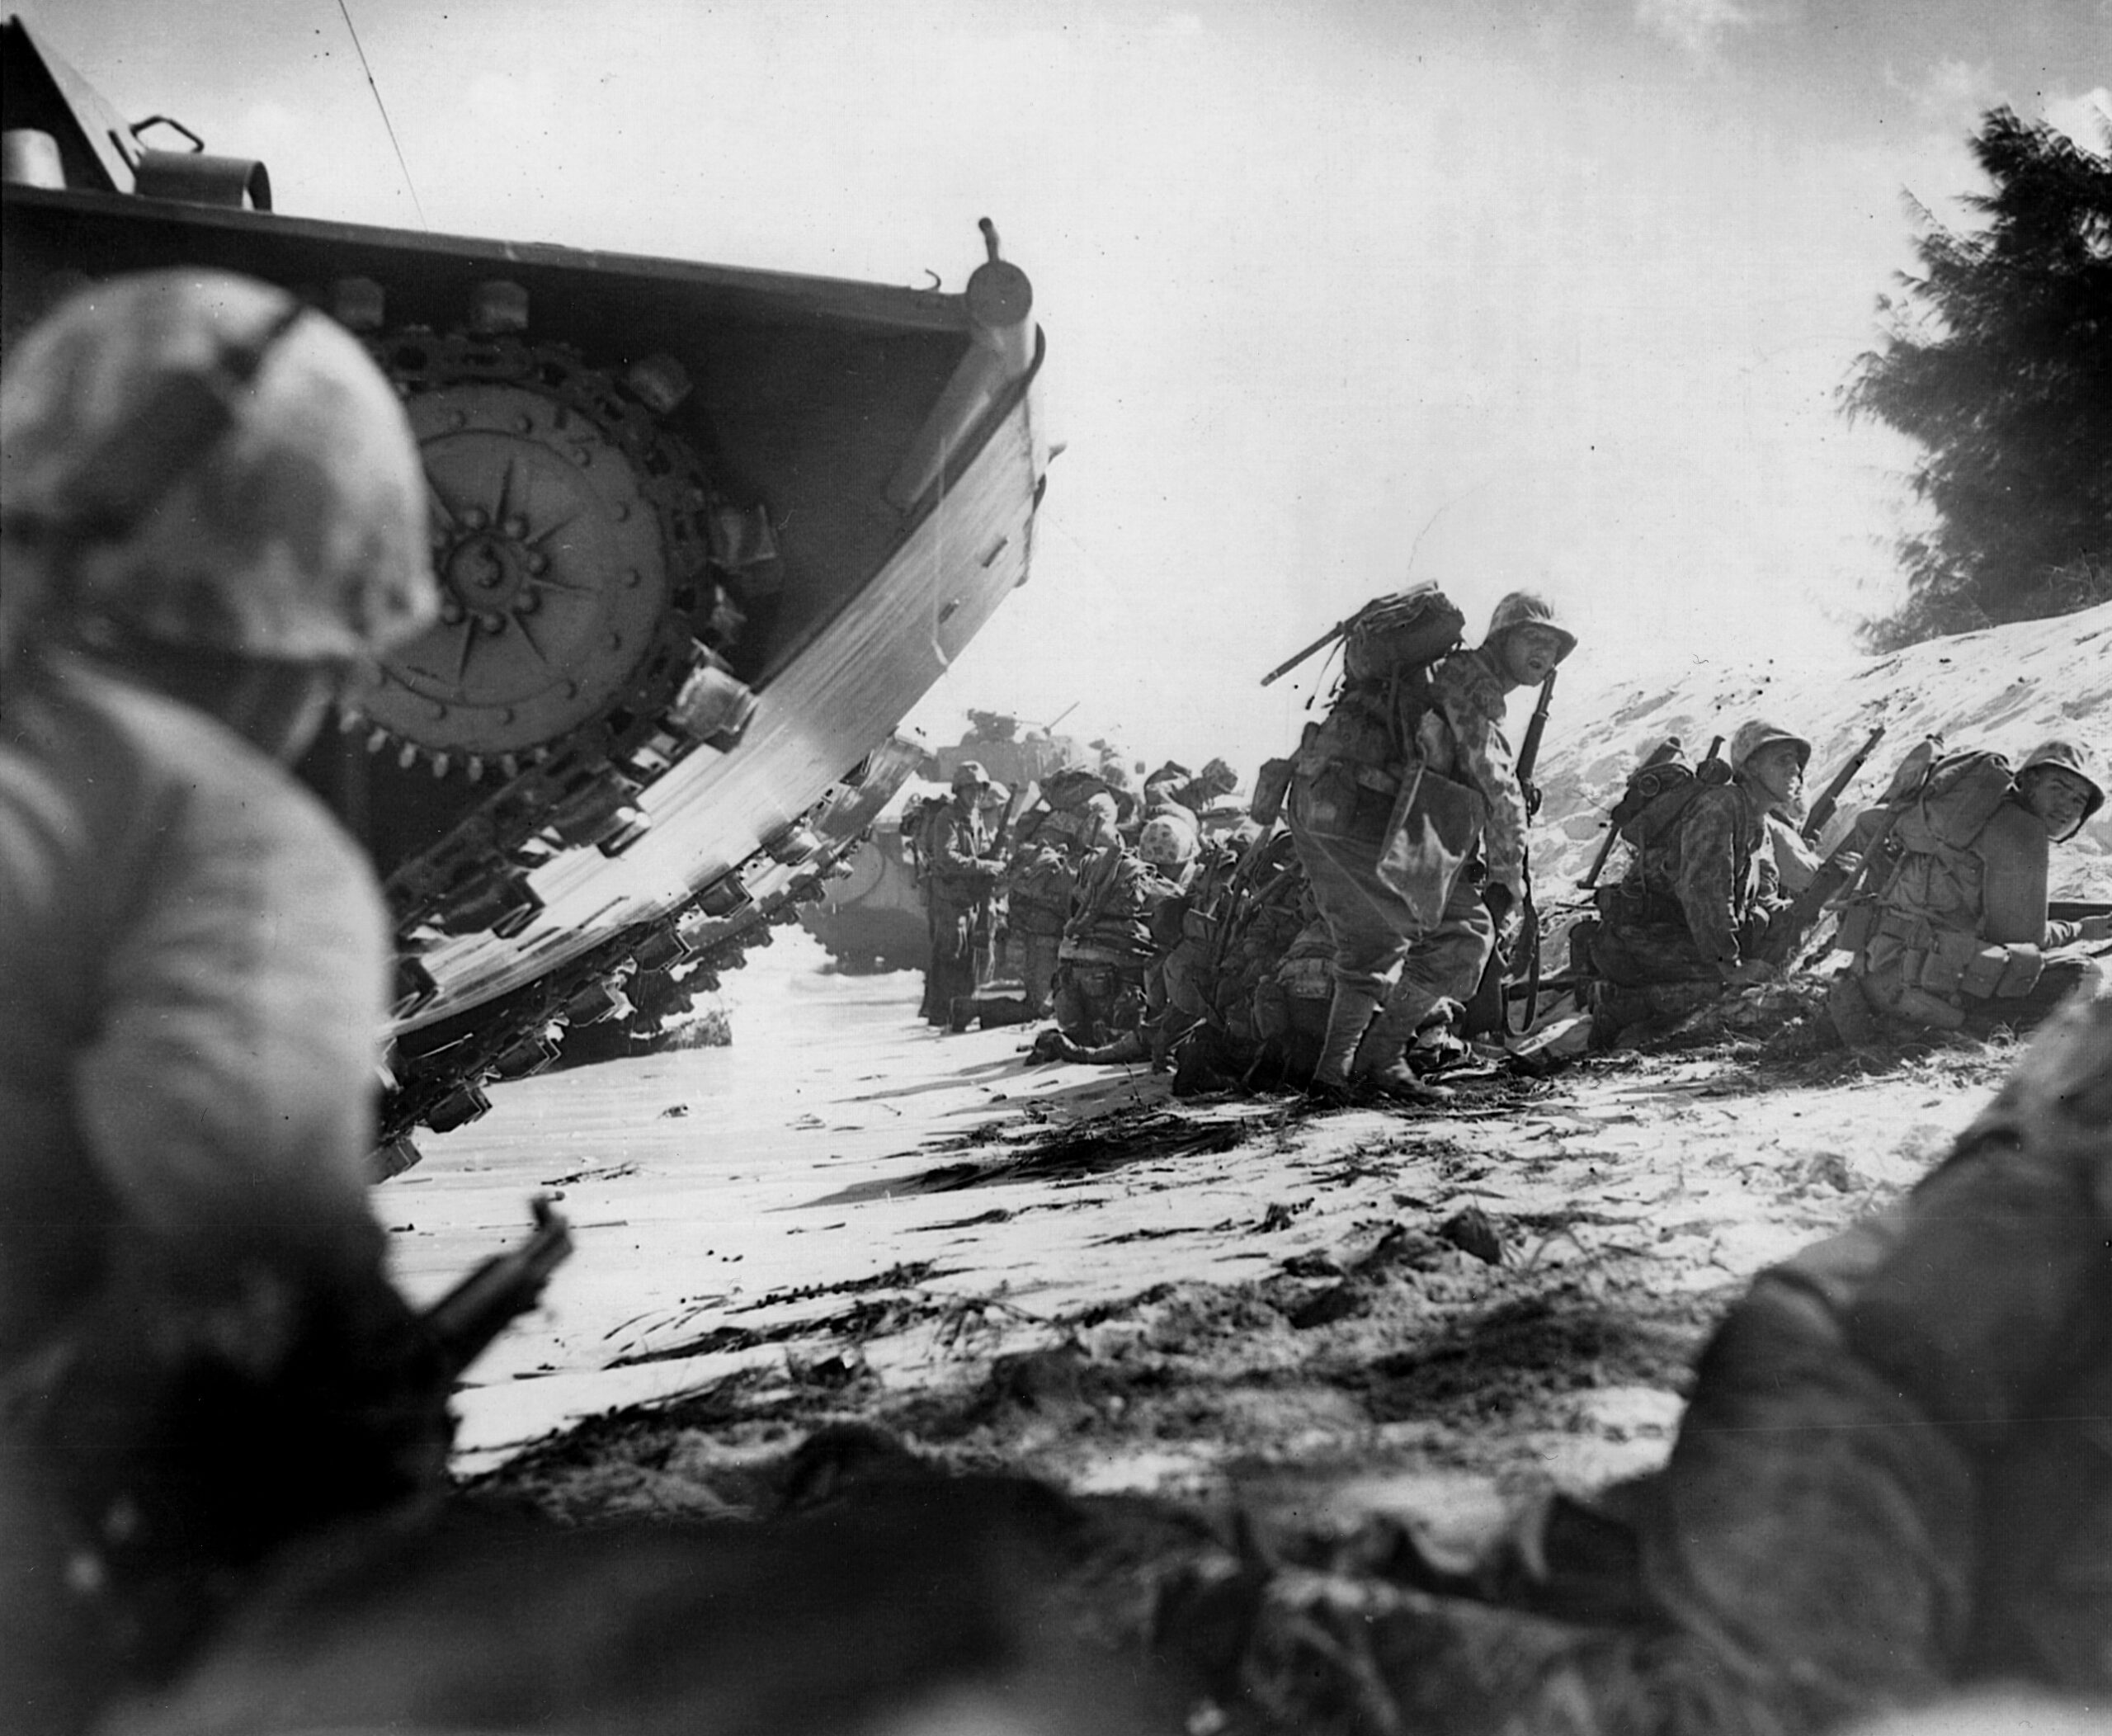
[23,0,2109,774]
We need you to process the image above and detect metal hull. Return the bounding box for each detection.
[2,17,1049,1147]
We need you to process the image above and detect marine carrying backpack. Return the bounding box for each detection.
[1830,741,2016,960]
[1610,748,1732,850]
[1884,745,2015,856]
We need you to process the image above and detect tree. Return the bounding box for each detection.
[1845,107,2112,651]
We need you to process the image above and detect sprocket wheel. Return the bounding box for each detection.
[347,339,709,771]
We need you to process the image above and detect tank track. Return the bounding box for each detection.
[371,739,923,1172]
[328,319,901,1165]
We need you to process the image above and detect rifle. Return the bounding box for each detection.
[422,1196,574,1380]
[1260,616,1352,688]
[1499,672,1559,1035]
[989,781,1030,861]
[1579,735,1683,889]
[1757,728,1908,972]
[1800,724,1887,844]
[1516,671,1556,820]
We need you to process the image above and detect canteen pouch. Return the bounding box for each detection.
[1916,927,1983,997]
[1251,756,1293,828]
[1993,942,2044,999]
[1374,763,1487,928]
[1957,944,2010,1001]
[1894,983,1968,1030]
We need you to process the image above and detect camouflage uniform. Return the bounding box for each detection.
[1289,641,1516,1066]
[1590,774,1785,1036]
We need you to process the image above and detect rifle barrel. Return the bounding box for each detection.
[1261,619,1349,687]
[1800,723,1888,843]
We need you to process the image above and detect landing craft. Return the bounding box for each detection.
[2,17,1051,1165]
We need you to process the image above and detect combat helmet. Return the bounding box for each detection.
[950,760,992,793]
[1138,811,1199,870]
[1484,591,1577,664]
[2015,738,2105,836]
[0,270,436,667]
[1729,719,1813,772]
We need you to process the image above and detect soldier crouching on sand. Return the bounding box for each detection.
[1290,589,1577,1103]
[1041,818,1190,1062]
[0,271,453,1731]
[1586,719,1808,1045]
[1830,738,2110,1041]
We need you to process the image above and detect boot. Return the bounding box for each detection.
[1312,980,1388,1092]
[1349,987,1436,1082]
[1352,990,1456,1104]
[1360,1060,1455,1105]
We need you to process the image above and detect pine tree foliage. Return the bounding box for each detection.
[1846,107,2112,651]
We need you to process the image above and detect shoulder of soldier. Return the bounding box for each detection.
[1676,779,1750,837]
[55,661,346,837]
[1974,796,2046,861]
[1428,646,1505,717]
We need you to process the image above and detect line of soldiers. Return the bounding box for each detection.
[1577,725,2108,1047]
[927,583,2108,1088]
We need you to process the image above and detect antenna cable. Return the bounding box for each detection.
[337,0,428,229]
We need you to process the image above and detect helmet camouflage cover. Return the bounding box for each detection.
[1484,590,1577,664]
[1138,811,1198,868]
[2016,738,2105,826]
[1,269,435,664]
[1730,719,1813,772]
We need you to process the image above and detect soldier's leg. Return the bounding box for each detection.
[1293,820,1415,1089]
[1354,875,1493,1082]
[1021,933,1060,1017]
[919,903,945,1022]
[926,907,976,1026]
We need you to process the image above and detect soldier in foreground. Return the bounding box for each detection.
[1831,737,2110,1039]
[1176,973,2111,1730]
[0,271,454,1729]
[915,760,1003,1029]
[1288,588,1577,1102]
[1585,719,1809,1044]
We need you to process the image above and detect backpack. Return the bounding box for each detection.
[1038,767,1115,813]
[1831,741,2015,959]
[1341,583,1467,684]
[1886,746,2015,856]
[1610,748,1732,851]
[899,795,944,884]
